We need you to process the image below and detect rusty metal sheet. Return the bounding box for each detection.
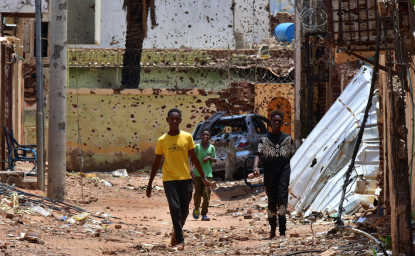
[288,66,380,216]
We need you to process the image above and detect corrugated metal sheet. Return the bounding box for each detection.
[289,66,380,216]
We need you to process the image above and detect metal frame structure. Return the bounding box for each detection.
[327,0,379,46]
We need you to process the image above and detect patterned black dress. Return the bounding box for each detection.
[257,132,294,234]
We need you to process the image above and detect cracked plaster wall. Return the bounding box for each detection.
[65,92,219,172]
[70,0,270,49]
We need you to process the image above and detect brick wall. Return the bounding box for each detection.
[270,13,295,37]
[206,82,255,115]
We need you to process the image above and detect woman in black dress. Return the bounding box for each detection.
[253,110,294,239]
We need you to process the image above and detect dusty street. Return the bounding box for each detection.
[0,169,387,256]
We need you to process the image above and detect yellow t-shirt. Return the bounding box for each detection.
[155,130,195,182]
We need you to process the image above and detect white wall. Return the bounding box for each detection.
[72,0,271,49]
[1,0,48,13]
[233,0,270,44]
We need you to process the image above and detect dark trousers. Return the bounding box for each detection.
[266,186,287,234]
[163,179,193,244]
[193,177,213,216]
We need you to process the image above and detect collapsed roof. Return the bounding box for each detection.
[289,66,380,217]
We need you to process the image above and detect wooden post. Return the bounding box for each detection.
[385,45,413,255]
[407,57,415,214]
[0,44,6,171]
[379,54,388,212]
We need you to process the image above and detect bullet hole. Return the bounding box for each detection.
[92,129,95,133]
[107,127,111,131]
[196,99,202,103]
[132,120,137,123]
[161,105,166,109]
[310,158,317,168]
[186,124,192,128]
[131,114,135,118]
[72,104,78,108]
[83,143,87,146]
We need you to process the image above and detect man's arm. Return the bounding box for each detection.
[189,159,195,179]
[209,157,217,163]
[203,156,217,163]
[203,146,217,163]
[146,154,162,198]
[189,149,210,186]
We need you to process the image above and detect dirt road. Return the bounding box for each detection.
[0,171,386,255]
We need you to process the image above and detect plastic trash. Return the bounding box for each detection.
[71,212,90,221]
[23,230,42,243]
[66,218,76,224]
[32,206,51,217]
[52,212,66,221]
[357,217,366,223]
[79,173,97,178]
[101,180,113,186]
[11,192,19,208]
[112,169,128,177]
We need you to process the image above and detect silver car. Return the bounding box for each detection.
[192,111,270,173]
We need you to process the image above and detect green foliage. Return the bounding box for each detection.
[27,128,36,139]
[372,248,377,256]
[378,235,392,249]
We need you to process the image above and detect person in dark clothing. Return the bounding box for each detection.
[146,108,211,250]
[252,110,294,239]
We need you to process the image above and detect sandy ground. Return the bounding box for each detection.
[0,165,389,255]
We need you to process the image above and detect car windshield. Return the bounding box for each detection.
[211,117,247,137]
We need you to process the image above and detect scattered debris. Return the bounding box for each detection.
[112,169,128,177]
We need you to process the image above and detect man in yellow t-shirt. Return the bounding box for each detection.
[146,108,210,251]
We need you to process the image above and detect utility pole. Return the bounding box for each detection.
[294,5,302,148]
[35,0,45,191]
[48,0,67,200]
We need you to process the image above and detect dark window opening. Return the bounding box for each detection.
[211,117,247,137]
[34,22,49,57]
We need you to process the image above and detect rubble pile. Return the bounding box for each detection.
[0,169,393,255]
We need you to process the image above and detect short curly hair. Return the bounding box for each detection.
[270,110,285,120]
[201,128,212,136]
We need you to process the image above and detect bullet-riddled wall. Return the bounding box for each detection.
[255,84,295,136]
[66,89,219,172]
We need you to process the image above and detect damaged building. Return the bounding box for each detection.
[0,0,296,173]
